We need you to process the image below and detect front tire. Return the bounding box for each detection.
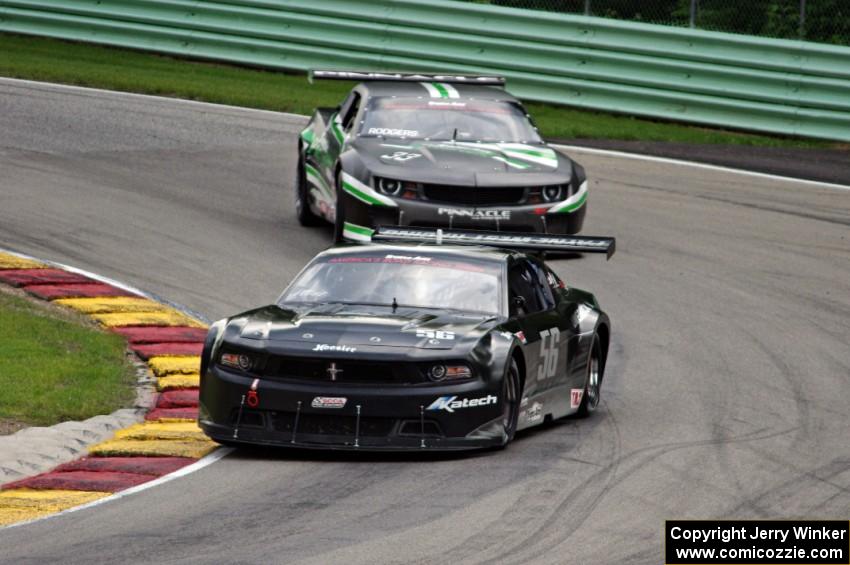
[333,170,347,242]
[498,359,521,447]
[295,153,322,227]
[577,334,602,417]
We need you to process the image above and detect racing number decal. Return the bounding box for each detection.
[416,330,455,340]
[536,327,560,381]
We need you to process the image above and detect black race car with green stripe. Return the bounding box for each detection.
[295,72,588,241]
[198,226,614,451]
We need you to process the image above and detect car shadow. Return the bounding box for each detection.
[223,413,594,464]
[224,443,495,463]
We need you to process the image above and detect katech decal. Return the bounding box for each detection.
[369,128,419,137]
[426,395,498,413]
[311,396,347,409]
[312,344,357,353]
[515,331,527,344]
[438,208,511,221]
[570,388,584,409]
[415,329,455,340]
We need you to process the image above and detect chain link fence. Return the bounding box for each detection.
[458,0,850,46]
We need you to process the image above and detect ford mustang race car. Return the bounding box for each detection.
[295,71,588,241]
[198,227,614,451]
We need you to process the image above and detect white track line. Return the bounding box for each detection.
[1,77,848,192]
[0,448,233,530]
[0,77,294,118]
[0,247,210,323]
[555,144,850,192]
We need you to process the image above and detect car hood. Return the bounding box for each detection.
[351,138,573,186]
[222,303,500,353]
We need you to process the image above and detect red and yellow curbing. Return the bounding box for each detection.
[0,251,217,527]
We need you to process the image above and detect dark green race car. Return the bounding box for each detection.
[295,71,589,241]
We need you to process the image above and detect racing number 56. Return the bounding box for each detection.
[537,327,560,381]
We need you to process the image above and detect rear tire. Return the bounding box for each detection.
[295,153,322,227]
[577,334,602,417]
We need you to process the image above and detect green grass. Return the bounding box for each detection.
[0,289,137,429]
[0,33,835,148]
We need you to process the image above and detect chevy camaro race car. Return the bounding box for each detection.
[295,71,588,241]
[199,227,614,451]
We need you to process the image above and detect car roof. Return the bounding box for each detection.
[358,81,520,103]
[317,242,521,264]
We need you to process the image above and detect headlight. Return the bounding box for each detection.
[541,184,565,202]
[221,353,253,371]
[376,177,403,196]
[428,364,472,382]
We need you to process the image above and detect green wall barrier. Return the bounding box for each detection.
[1,0,849,140]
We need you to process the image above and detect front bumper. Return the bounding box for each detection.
[343,192,586,236]
[199,366,507,451]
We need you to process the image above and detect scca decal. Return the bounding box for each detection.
[426,395,497,413]
[312,396,347,409]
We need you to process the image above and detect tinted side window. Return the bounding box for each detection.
[508,262,544,316]
[340,92,362,131]
[529,261,556,310]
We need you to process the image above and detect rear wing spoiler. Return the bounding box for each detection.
[372,226,616,259]
[309,70,506,86]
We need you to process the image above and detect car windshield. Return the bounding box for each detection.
[358,97,542,143]
[279,253,504,315]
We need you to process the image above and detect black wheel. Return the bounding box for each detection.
[295,152,322,227]
[577,334,602,417]
[333,170,347,242]
[499,359,521,447]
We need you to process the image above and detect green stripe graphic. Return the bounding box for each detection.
[431,82,449,98]
[342,181,386,206]
[553,191,587,213]
[343,222,374,237]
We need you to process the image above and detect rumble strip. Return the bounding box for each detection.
[0,251,217,527]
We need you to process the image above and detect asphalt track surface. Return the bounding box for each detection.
[1,79,849,564]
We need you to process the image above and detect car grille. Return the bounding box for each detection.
[262,356,425,385]
[422,184,526,206]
